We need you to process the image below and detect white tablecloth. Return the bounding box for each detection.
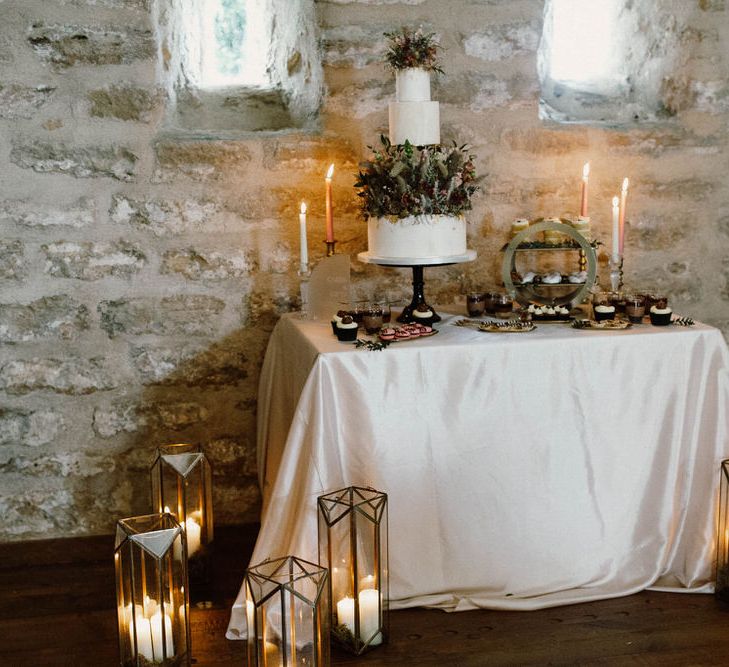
[227,312,729,638]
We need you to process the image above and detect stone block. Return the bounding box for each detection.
[640,178,715,200]
[109,195,218,237]
[0,198,94,229]
[59,0,151,9]
[0,408,64,447]
[87,84,162,122]
[0,84,55,120]
[464,21,540,61]
[11,141,138,181]
[206,436,256,478]
[436,73,512,110]
[699,0,725,9]
[0,295,90,342]
[146,401,209,430]
[0,240,25,280]
[42,241,145,280]
[93,402,141,438]
[325,80,390,119]
[240,289,298,328]
[0,357,117,395]
[153,141,253,183]
[0,486,75,538]
[161,248,257,281]
[500,128,590,154]
[628,214,689,251]
[27,23,154,68]
[692,81,729,114]
[319,0,424,3]
[130,344,248,386]
[605,130,716,156]
[321,24,389,69]
[262,135,358,173]
[98,295,226,337]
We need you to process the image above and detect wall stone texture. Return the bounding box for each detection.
[1,0,728,540]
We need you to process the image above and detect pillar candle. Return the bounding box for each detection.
[185,517,201,557]
[580,162,590,217]
[325,164,334,243]
[611,196,620,262]
[299,202,308,273]
[358,588,383,646]
[336,596,355,634]
[618,177,629,255]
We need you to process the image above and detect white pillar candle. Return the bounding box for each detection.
[149,611,174,662]
[185,516,201,557]
[299,202,308,273]
[358,588,382,645]
[611,196,620,262]
[336,596,355,635]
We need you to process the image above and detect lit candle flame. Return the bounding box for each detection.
[300,202,306,214]
[622,177,629,193]
[583,162,590,179]
[326,163,334,179]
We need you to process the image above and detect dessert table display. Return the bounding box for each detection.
[227,310,729,638]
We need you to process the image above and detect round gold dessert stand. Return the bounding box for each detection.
[502,220,597,307]
[358,250,477,323]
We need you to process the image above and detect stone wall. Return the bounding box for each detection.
[1,0,728,540]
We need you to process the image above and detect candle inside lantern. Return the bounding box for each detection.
[336,590,382,646]
[325,164,334,243]
[185,516,202,557]
[580,162,590,217]
[611,196,620,262]
[299,202,308,274]
[618,177,629,255]
[127,601,174,663]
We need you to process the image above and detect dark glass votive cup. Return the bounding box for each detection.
[466,292,486,317]
[625,295,646,323]
[608,291,626,315]
[363,307,384,334]
[493,294,513,319]
[484,292,499,315]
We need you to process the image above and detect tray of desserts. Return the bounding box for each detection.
[453,319,536,333]
[571,319,631,331]
[378,324,437,343]
[524,304,572,322]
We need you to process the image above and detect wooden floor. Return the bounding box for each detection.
[1,525,728,666]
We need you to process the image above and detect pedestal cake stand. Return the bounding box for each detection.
[358,250,477,323]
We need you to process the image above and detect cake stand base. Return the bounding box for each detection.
[357,250,477,324]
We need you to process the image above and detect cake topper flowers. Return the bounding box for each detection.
[354,135,479,220]
[384,27,444,73]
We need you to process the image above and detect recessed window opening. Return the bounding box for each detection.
[198,0,268,89]
[548,0,623,95]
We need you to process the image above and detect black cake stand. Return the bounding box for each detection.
[357,250,477,323]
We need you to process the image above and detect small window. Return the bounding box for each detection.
[538,0,692,124]
[157,0,322,134]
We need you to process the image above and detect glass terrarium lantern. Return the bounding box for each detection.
[115,513,191,666]
[317,486,388,655]
[245,556,330,667]
[716,459,729,602]
[151,444,213,591]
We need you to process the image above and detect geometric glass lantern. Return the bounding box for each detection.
[151,444,213,593]
[317,486,388,655]
[245,556,330,667]
[716,459,729,602]
[115,513,191,666]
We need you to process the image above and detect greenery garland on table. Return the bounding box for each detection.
[384,27,444,73]
[354,136,479,220]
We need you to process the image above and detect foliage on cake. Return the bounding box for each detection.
[384,27,443,73]
[355,135,479,220]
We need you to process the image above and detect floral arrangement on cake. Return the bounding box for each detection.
[354,135,479,220]
[384,27,444,73]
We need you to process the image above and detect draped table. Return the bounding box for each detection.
[227,311,729,638]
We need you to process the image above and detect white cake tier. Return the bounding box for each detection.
[395,68,431,102]
[367,214,467,260]
[389,101,440,146]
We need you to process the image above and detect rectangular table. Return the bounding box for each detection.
[227,311,729,638]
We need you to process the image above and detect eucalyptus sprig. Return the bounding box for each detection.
[354,338,391,351]
[354,135,480,220]
[384,27,443,73]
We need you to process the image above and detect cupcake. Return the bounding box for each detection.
[594,304,616,322]
[542,217,565,244]
[649,305,672,326]
[412,303,435,326]
[336,315,359,341]
[331,309,347,335]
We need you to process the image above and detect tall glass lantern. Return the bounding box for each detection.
[717,459,729,602]
[151,444,213,593]
[115,513,191,666]
[245,556,330,667]
[317,486,388,654]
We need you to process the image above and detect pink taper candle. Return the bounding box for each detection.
[618,177,628,255]
[580,162,590,217]
[325,164,334,243]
